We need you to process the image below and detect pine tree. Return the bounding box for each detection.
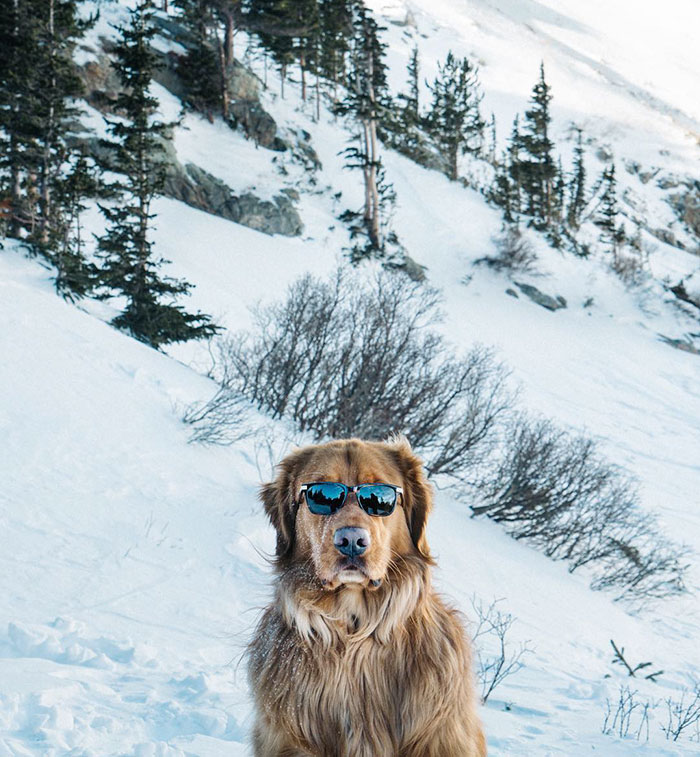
[0,0,91,248]
[0,0,39,238]
[516,62,556,229]
[335,2,390,254]
[490,151,517,224]
[173,1,225,117]
[567,127,586,228]
[594,162,625,257]
[97,1,217,347]
[500,115,522,221]
[397,45,420,128]
[317,0,352,97]
[53,151,100,298]
[486,112,497,164]
[425,51,484,181]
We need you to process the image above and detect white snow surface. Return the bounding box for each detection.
[1,0,700,754]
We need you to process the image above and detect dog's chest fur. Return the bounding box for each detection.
[249,585,472,757]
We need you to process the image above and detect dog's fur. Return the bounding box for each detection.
[247,437,486,756]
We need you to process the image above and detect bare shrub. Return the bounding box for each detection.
[220,267,513,482]
[182,367,252,446]
[602,685,654,741]
[473,416,689,600]
[475,225,538,274]
[611,249,646,286]
[662,684,700,741]
[470,597,531,703]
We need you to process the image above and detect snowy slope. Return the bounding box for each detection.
[2,0,700,754]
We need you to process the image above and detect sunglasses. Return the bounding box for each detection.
[299,482,403,517]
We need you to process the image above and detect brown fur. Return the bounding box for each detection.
[248,437,487,756]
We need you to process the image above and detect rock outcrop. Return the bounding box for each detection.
[514,282,567,311]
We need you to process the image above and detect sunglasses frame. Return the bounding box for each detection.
[299,482,403,517]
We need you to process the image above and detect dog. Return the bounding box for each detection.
[247,437,487,756]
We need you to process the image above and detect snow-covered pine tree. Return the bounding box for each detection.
[335,1,391,256]
[515,62,556,229]
[425,51,484,181]
[96,0,217,348]
[567,126,586,229]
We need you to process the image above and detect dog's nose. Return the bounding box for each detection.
[333,527,371,557]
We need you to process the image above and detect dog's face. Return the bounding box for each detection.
[261,438,433,591]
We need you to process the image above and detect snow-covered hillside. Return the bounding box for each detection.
[1,0,699,754]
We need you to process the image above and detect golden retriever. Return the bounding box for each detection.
[247,437,486,756]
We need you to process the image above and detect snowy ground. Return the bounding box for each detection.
[1,0,700,754]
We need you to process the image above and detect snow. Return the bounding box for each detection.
[2,0,700,754]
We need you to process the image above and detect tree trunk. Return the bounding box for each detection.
[215,28,230,119]
[39,0,56,246]
[368,117,380,249]
[366,51,381,250]
[223,11,234,66]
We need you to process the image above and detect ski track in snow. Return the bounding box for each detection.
[1,0,699,754]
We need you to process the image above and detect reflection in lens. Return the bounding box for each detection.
[358,485,396,516]
[306,483,346,514]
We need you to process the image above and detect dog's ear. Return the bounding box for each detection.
[260,447,313,561]
[386,436,434,561]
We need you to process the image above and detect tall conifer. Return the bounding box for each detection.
[96,0,217,347]
[516,62,556,228]
[425,51,484,181]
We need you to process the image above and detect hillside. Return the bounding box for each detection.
[1,0,699,754]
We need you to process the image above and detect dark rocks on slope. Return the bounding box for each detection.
[514,282,567,311]
[164,162,303,237]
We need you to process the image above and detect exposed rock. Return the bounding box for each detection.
[505,288,519,298]
[659,335,700,356]
[164,162,303,236]
[668,184,700,243]
[667,281,700,312]
[77,52,122,113]
[388,132,450,175]
[514,282,567,311]
[74,135,303,237]
[656,173,682,190]
[595,145,613,162]
[79,22,283,152]
[230,100,278,148]
[390,254,426,282]
[650,227,683,249]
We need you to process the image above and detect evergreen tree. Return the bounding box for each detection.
[490,151,517,224]
[0,0,91,248]
[335,1,390,254]
[516,62,556,228]
[397,45,420,128]
[317,0,353,97]
[425,51,484,181]
[53,151,100,298]
[97,0,217,347]
[498,115,522,221]
[594,162,625,257]
[486,112,497,164]
[567,126,586,228]
[173,0,222,117]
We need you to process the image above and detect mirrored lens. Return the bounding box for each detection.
[306,483,347,515]
[357,485,397,517]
